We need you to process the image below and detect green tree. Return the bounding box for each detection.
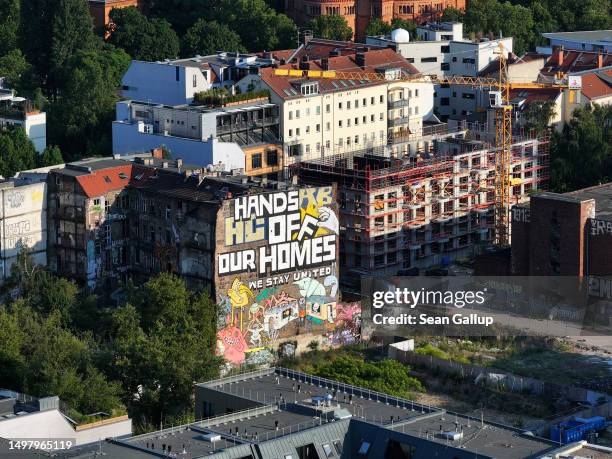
[365,19,392,37]
[108,7,180,61]
[182,20,246,57]
[0,128,37,178]
[215,0,298,52]
[47,46,131,159]
[550,105,612,192]
[148,0,217,34]
[307,15,353,41]
[390,18,417,37]
[441,7,464,22]
[0,0,20,56]
[522,101,555,136]
[19,0,98,96]
[38,145,64,167]
[0,49,35,93]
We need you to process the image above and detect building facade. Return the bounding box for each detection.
[113,98,283,177]
[88,0,141,33]
[285,0,466,39]
[0,92,46,153]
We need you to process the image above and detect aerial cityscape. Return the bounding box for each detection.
[0,0,610,458]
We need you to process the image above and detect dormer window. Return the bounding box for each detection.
[301,81,319,96]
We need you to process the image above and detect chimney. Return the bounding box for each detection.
[299,55,310,71]
[321,57,329,70]
[597,53,603,68]
[356,52,366,69]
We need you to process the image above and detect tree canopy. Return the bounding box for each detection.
[307,15,353,41]
[108,7,180,61]
[550,105,612,192]
[0,127,37,178]
[365,19,393,37]
[0,0,20,56]
[182,19,246,57]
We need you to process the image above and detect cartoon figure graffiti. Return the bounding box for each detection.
[215,186,347,365]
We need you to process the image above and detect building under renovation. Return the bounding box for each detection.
[294,133,550,281]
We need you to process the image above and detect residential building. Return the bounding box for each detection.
[285,0,466,39]
[120,52,277,106]
[561,68,612,119]
[0,91,46,152]
[366,23,514,77]
[112,97,283,177]
[12,367,595,459]
[0,390,131,446]
[88,0,141,32]
[0,175,48,281]
[258,48,444,167]
[538,48,612,83]
[46,158,158,289]
[294,133,550,281]
[542,30,612,54]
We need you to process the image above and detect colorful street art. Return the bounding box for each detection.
[215,186,360,365]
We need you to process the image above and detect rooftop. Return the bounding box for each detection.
[565,181,612,221]
[580,69,612,99]
[543,30,612,44]
[541,50,612,76]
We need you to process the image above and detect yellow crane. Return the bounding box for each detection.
[273,44,568,246]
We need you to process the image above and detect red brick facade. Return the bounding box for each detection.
[285,0,466,39]
[88,0,141,33]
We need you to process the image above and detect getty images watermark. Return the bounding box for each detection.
[371,287,494,327]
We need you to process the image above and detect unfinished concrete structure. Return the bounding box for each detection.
[295,133,550,280]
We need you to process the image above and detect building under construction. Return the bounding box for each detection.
[294,132,550,281]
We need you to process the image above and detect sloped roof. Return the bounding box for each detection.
[75,164,154,198]
[581,70,612,100]
[541,50,612,76]
[261,48,419,100]
[479,52,546,77]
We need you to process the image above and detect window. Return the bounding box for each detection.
[251,153,262,169]
[347,101,351,109]
[370,114,374,122]
[296,109,300,119]
[326,122,331,131]
[316,123,320,132]
[362,98,366,106]
[358,441,371,455]
[421,57,437,63]
[289,129,293,137]
[306,125,310,133]
[441,62,450,70]
[296,128,300,135]
[355,99,359,108]
[325,140,330,149]
[326,104,331,113]
[93,198,101,207]
[415,106,419,115]
[338,102,343,109]
[347,119,351,127]
[316,142,321,152]
[338,120,343,127]
[333,441,342,455]
[306,108,310,116]
[441,45,450,53]
[289,111,293,120]
[316,106,320,115]
[105,199,111,214]
[371,96,375,104]
[322,443,334,458]
[362,115,366,123]
[379,95,384,103]
[415,89,419,97]
[354,135,359,144]
[354,117,359,125]
[462,93,475,99]
[379,112,384,120]
[193,74,197,87]
[266,149,278,166]
[305,144,310,154]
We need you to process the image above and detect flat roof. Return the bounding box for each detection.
[565,182,612,221]
[543,30,612,44]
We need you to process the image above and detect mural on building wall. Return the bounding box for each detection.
[215,186,360,365]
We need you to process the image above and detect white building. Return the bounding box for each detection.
[542,30,612,54]
[0,91,46,152]
[366,23,513,78]
[0,176,48,281]
[257,48,442,164]
[112,98,282,176]
[120,52,277,106]
[0,391,131,446]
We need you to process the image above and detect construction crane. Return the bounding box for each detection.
[273,44,569,246]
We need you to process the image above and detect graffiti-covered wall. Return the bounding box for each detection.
[214,186,353,365]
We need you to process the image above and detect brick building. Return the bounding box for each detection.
[511,183,612,278]
[284,0,466,39]
[88,0,141,33]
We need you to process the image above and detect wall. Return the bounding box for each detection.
[588,218,612,276]
[0,182,47,281]
[214,186,361,366]
[23,112,46,153]
[0,410,131,446]
[112,121,246,172]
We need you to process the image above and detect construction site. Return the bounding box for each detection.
[293,129,550,280]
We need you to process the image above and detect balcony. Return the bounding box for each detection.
[388,99,411,109]
[388,116,410,127]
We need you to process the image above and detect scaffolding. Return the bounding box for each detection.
[294,133,550,274]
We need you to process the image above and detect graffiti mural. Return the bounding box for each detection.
[215,186,357,365]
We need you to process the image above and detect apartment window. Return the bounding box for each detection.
[289,111,293,120]
[296,109,300,118]
[347,119,351,127]
[415,89,419,97]
[316,106,320,115]
[347,101,351,109]
[326,122,331,131]
[362,115,366,124]
[316,142,321,152]
[346,137,351,146]
[355,99,359,108]
[193,74,197,87]
[338,138,343,147]
[379,95,384,103]
[408,90,412,98]
[421,57,437,63]
[441,45,450,53]
[251,153,262,169]
[338,120,343,127]
[296,128,300,135]
[370,114,375,122]
[266,149,278,166]
[326,104,331,113]
[93,198,101,207]
[306,125,310,133]
[371,96,375,104]
[379,112,384,120]
[305,144,311,154]
[362,98,367,106]
[316,124,320,132]
[289,128,293,136]
[354,135,359,144]
[306,108,310,116]
[441,62,450,71]
[354,117,359,125]
[415,106,419,114]
[338,102,343,109]
[325,140,330,149]
[105,199,111,214]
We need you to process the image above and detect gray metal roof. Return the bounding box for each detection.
[543,30,612,44]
